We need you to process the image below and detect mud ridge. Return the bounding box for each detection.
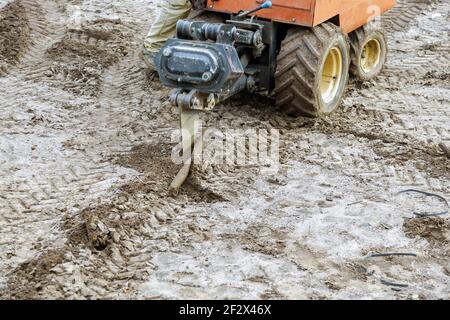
[404,217,449,246]
[0,0,29,74]
[3,249,66,299]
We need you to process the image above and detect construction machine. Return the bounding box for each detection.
[155,0,396,192]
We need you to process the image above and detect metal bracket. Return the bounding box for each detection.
[170,89,217,111]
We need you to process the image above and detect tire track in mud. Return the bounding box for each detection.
[305,107,449,186]
[3,142,223,298]
[0,0,30,75]
[0,0,67,290]
[382,0,443,31]
[182,2,450,291]
[41,21,132,97]
[1,0,66,77]
[0,1,145,214]
[322,0,450,188]
[0,1,142,295]
[1,0,221,299]
[2,0,449,299]
[189,0,450,192]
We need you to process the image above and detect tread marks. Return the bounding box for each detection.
[382,0,442,31]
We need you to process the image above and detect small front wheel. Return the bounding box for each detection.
[350,25,388,81]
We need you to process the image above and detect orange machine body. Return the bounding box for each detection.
[206,0,396,33]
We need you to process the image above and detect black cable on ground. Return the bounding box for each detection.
[380,278,409,288]
[396,189,449,217]
[363,253,417,289]
[365,252,417,259]
[359,190,448,289]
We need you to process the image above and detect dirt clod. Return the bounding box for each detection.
[4,249,66,299]
[403,217,449,245]
[83,210,112,251]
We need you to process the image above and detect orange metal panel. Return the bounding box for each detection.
[313,0,396,32]
[206,0,316,26]
[206,0,396,33]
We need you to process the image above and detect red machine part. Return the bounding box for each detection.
[206,0,396,33]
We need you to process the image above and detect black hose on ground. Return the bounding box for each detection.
[396,189,449,217]
[358,190,448,289]
[365,252,417,259]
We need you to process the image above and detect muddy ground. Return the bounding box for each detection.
[0,0,449,299]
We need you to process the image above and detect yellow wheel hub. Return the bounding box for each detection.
[361,39,381,73]
[320,46,343,105]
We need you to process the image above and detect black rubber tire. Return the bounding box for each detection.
[275,23,350,118]
[349,25,388,81]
